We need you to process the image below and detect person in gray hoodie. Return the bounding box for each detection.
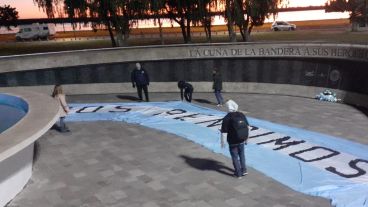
[221,99,250,179]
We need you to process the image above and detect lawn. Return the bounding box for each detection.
[0,19,367,56]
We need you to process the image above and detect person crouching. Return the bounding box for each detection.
[177,80,194,102]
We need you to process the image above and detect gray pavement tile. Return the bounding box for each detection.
[225,198,244,207]
[142,201,161,207]
[234,184,254,194]
[100,169,115,178]
[193,200,213,207]
[129,169,145,177]
[147,180,166,191]
[138,174,153,183]
[73,172,87,178]
[207,199,234,207]
[10,93,364,207]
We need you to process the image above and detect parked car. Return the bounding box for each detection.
[15,23,56,41]
[271,21,296,31]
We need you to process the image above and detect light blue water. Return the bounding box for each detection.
[0,94,28,133]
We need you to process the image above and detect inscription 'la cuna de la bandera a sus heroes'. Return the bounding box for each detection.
[189,46,368,60]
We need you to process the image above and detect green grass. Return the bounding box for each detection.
[0,40,112,56]
[1,30,368,56]
[251,31,368,44]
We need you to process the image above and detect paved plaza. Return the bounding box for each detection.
[8,92,368,207]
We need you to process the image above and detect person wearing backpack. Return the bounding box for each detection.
[221,99,250,179]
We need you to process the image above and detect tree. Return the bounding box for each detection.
[326,0,368,31]
[224,0,237,41]
[166,0,198,43]
[149,0,166,44]
[195,0,218,42]
[247,0,280,38]
[34,0,62,18]
[35,0,149,47]
[223,0,282,42]
[0,5,19,30]
[165,0,218,43]
[85,0,149,47]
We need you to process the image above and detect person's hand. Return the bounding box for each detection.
[63,106,70,114]
[132,84,135,88]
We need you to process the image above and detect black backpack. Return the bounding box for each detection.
[231,112,249,141]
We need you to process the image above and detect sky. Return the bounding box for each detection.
[0,0,349,20]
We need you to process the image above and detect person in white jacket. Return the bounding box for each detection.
[52,85,70,132]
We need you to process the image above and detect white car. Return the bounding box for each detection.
[271,21,296,31]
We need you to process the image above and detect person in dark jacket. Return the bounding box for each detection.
[178,80,194,102]
[131,62,150,102]
[212,68,224,106]
[221,99,250,179]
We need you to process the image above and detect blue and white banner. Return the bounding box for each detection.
[66,101,368,207]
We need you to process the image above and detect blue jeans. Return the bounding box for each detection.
[59,117,69,132]
[229,143,246,177]
[214,90,223,105]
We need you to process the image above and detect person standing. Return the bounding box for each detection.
[221,99,250,179]
[212,67,224,106]
[52,85,70,133]
[177,80,194,102]
[131,62,150,102]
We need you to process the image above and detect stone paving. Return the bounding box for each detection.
[8,92,368,207]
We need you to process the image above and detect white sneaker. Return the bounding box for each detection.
[234,174,243,179]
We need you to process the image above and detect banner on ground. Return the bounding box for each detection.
[67,101,368,207]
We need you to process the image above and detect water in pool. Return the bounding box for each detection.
[0,104,27,133]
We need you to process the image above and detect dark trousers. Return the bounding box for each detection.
[214,90,224,105]
[184,89,193,102]
[229,143,246,177]
[137,85,149,102]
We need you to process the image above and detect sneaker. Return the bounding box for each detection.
[234,175,242,179]
[242,172,248,176]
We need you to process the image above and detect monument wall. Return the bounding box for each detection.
[0,58,367,94]
[0,43,368,106]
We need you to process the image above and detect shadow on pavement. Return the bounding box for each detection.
[193,98,215,105]
[347,104,368,118]
[180,155,234,177]
[116,95,141,101]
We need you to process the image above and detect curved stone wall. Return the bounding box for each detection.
[0,89,60,207]
[0,43,367,107]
